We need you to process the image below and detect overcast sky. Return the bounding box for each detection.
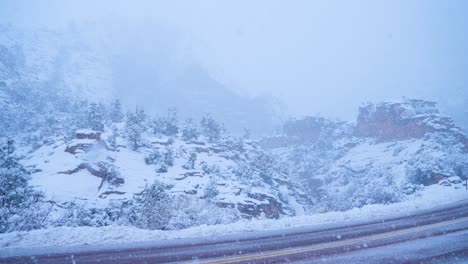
[1,0,467,120]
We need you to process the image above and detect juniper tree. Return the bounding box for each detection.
[200,113,222,142]
[125,107,147,150]
[183,153,197,170]
[181,118,200,142]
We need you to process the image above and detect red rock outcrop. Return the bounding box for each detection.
[76,130,101,140]
[260,99,468,151]
[355,99,461,141]
[65,130,109,154]
[65,143,95,154]
[215,193,284,219]
[58,163,125,187]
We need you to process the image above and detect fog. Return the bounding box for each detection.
[1,0,467,130]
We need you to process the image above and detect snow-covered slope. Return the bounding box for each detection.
[0,25,114,101]
[261,99,468,212]
[23,128,307,230]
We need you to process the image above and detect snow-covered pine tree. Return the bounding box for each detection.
[87,102,105,132]
[109,99,124,123]
[152,108,179,136]
[200,113,222,142]
[163,108,179,136]
[107,127,119,149]
[129,181,172,230]
[0,138,43,233]
[125,107,147,150]
[181,118,200,142]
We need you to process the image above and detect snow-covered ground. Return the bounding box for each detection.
[0,184,465,256]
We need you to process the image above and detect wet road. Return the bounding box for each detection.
[1,201,468,263]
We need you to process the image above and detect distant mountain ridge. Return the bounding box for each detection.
[0,24,282,136]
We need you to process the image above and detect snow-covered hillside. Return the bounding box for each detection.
[0,25,114,101]
[0,96,464,235]
[1,25,467,240]
[261,99,468,212]
[24,128,306,228]
[0,24,282,136]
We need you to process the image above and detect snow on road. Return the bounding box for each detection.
[0,184,466,255]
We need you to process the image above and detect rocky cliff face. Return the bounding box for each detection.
[262,99,468,212]
[24,129,307,228]
[355,99,466,143]
[259,117,351,148]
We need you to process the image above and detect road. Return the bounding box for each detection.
[1,201,468,263]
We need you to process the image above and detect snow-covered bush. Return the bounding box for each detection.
[128,181,172,230]
[145,148,174,173]
[182,153,197,170]
[236,151,282,185]
[168,195,240,230]
[203,179,219,199]
[96,162,124,190]
[201,162,220,175]
[54,201,127,228]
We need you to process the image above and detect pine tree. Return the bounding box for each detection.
[107,127,119,149]
[200,113,222,142]
[164,108,179,136]
[87,102,105,131]
[181,118,200,141]
[0,138,43,233]
[0,139,33,209]
[152,108,179,136]
[125,107,147,150]
[110,99,124,123]
[129,181,172,230]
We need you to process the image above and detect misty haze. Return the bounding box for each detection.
[0,1,467,263]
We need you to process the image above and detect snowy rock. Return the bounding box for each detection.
[355,99,466,142]
[23,129,307,230]
[75,130,102,140]
[263,99,468,211]
[65,130,108,154]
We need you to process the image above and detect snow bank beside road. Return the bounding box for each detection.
[0,184,466,256]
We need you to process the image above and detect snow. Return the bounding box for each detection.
[0,184,465,255]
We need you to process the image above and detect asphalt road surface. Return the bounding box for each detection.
[1,201,468,263]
